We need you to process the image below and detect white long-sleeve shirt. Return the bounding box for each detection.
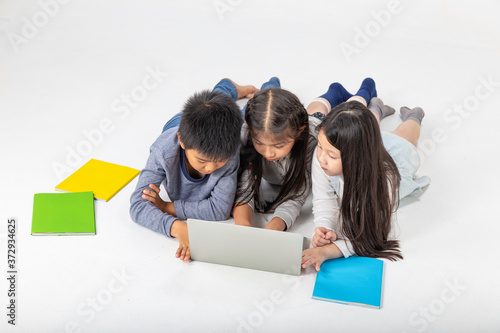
[311,147,399,258]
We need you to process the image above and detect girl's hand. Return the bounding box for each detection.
[142,184,167,212]
[302,244,343,271]
[312,227,337,247]
[302,247,329,271]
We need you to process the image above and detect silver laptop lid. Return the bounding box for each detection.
[188,219,304,276]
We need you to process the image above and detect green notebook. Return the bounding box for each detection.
[31,192,96,235]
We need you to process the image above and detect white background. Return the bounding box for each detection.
[1,0,500,332]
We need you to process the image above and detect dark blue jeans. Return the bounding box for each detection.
[161,78,281,133]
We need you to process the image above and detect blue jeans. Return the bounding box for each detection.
[161,78,281,133]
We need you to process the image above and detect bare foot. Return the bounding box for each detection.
[227,78,258,99]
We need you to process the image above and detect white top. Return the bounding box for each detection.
[311,147,399,258]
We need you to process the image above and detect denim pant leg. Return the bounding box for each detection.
[213,78,247,120]
[212,78,239,100]
[260,77,281,90]
[162,79,242,133]
[162,112,182,133]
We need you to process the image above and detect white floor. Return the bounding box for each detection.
[1,0,500,332]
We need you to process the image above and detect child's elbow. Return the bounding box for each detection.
[209,210,230,221]
[217,209,231,221]
[129,195,144,225]
[210,204,232,221]
[129,204,140,224]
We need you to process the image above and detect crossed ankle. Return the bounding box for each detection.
[400,106,425,125]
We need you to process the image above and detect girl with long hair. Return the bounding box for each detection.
[302,79,430,270]
[232,77,320,231]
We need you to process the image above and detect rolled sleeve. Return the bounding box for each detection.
[333,239,356,258]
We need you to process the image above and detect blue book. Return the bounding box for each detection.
[312,256,384,308]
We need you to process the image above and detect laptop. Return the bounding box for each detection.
[187,219,305,275]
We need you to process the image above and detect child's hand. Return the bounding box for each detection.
[302,244,343,271]
[312,227,337,247]
[301,247,329,271]
[171,220,190,261]
[142,184,167,212]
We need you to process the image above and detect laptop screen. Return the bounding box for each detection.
[188,219,304,275]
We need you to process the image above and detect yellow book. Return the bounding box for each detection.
[55,159,140,202]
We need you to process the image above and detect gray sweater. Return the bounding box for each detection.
[235,116,320,229]
[129,127,239,237]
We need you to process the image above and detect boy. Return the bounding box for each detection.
[130,79,257,261]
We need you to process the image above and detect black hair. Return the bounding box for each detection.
[318,101,402,260]
[178,90,242,161]
[237,88,313,212]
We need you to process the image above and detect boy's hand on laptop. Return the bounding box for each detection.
[142,184,168,213]
[171,220,190,261]
[312,227,337,247]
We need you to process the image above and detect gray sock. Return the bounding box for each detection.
[368,97,395,120]
[400,106,425,125]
